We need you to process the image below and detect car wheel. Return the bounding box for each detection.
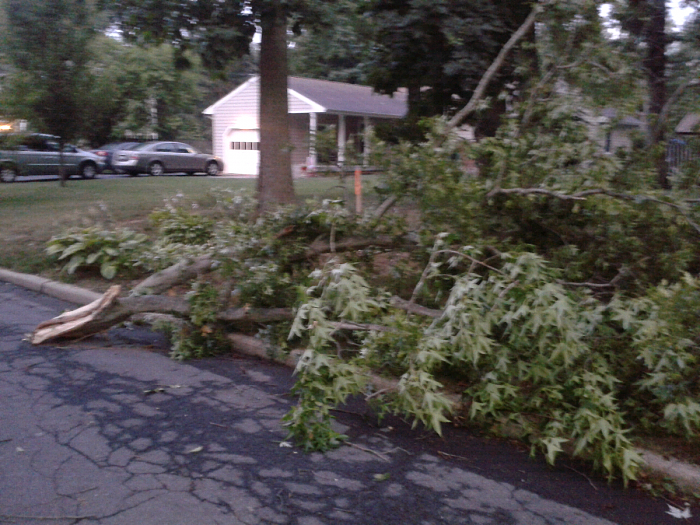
[80,162,97,179]
[0,165,17,183]
[205,161,220,176]
[148,162,164,177]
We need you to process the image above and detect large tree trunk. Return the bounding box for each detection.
[257,0,296,213]
[643,0,669,189]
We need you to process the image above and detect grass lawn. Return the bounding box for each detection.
[0,174,382,276]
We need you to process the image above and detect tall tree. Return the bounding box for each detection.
[1,0,95,185]
[361,0,531,124]
[257,0,295,207]
[111,0,333,211]
[612,0,674,187]
[288,0,373,84]
[667,5,700,121]
[102,43,204,144]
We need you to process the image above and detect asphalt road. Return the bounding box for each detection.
[0,281,695,525]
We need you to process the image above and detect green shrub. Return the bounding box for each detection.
[46,227,149,279]
[170,281,229,360]
[149,207,215,245]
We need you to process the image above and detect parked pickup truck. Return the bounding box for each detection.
[0,133,104,182]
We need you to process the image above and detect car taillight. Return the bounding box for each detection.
[128,154,139,161]
[95,151,108,157]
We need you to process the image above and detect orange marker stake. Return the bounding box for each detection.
[354,169,362,214]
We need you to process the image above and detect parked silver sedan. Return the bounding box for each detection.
[112,141,223,177]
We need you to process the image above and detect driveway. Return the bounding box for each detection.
[0,281,693,524]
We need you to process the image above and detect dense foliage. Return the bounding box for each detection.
[33,0,700,488]
[1,0,94,165]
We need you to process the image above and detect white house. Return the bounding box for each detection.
[202,76,408,176]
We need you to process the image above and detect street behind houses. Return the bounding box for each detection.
[0,281,695,525]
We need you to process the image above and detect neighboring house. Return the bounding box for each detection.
[202,76,408,176]
[590,108,646,153]
[589,109,700,170]
[676,113,700,136]
[668,113,700,169]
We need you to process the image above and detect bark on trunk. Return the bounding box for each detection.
[257,0,296,212]
[644,0,669,189]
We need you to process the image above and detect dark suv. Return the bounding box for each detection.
[0,133,105,182]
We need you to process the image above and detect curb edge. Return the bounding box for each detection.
[0,267,698,494]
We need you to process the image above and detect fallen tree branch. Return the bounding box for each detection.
[130,255,215,296]
[559,267,628,290]
[390,296,441,318]
[299,235,406,260]
[330,321,395,333]
[489,187,589,200]
[374,195,398,221]
[487,187,700,235]
[31,286,122,344]
[219,307,293,324]
[30,290,294,344]
[447,4,541,131]
[226,333,417,397]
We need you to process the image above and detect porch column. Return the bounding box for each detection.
[308,112,317,168]
[337,114,346,166]
[363,116,371,167]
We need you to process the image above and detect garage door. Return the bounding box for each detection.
[225,129,260,176]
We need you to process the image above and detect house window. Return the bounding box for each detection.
[231,142,260,151]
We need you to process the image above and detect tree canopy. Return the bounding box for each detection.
[108,0,338,211]
[1,0,94,150]
[288,0,373,84]
[361,0,531,121]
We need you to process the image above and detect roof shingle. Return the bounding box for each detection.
[288,77,407,118]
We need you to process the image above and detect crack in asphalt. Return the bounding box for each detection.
[2,282,692,524]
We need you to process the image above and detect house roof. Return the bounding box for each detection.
[675,113,700,135]
[600,108,645,128]
[288,77,407,118]
[202,76,407,119]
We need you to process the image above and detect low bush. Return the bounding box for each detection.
[46,227,149,279]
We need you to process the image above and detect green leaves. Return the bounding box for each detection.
[46,227,149,279]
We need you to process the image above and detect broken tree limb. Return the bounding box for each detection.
[226,332,402,392]
[225,332,463,407]
[299,234,404,260]
[487,187,700,235]
[30,287,294,344]
[330,321,395,333]
[391,296,442,318]
[31,286,122,344]
[374,195,398,221]
[227,332,302,368]
[219,307,293,324]
[30,293,191,343]
[130,255,215,296]
[447,4,541,131]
